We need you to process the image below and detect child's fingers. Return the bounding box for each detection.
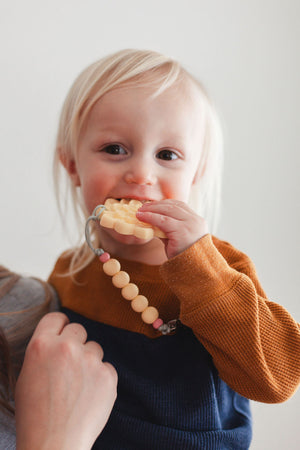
[136,210,181,234]
[138,200,193,221]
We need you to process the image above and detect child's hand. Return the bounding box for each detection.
[136,199,209,259]
[15,312,118,450]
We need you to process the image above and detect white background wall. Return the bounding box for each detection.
[0,0,299,448]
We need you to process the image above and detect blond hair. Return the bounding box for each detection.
[54,49,224,273]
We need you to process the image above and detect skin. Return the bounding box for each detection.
[65,80,209,264]
[15,312,117,450]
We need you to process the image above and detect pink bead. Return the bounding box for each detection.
[99,252,110,263]
[152,318,163,330]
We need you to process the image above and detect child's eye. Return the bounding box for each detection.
[102,144,127,155]
[156,150,178,161]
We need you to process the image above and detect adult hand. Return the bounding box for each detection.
[15,312,117,450]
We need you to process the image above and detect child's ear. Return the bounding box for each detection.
[59,149,81,187]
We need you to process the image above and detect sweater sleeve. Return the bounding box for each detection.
[160,234,300,403]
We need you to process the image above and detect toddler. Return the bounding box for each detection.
[49,49,300,449]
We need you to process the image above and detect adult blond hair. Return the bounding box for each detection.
[54,49,223,273]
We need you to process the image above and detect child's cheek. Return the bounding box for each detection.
[81,177,105,214]
[162,184,190,202]
[162,185,176,200]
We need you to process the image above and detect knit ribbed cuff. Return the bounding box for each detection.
[159,234,242,316]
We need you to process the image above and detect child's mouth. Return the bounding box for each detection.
[116,198,149,204]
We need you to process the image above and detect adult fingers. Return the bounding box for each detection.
[33,312,70,338]
[102,362,118,386]
[84,340,104,360]
[61,322,88,344]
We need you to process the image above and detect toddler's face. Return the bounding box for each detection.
[71,80,205,216]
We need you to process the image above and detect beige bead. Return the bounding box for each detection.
[121,283,139,300]
[103,258,121,276]
[141,306,159,324]
[112,271,130,288]
[131,295,149,312]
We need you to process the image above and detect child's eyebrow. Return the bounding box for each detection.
[96,122,133,133]
[88,127,127,139]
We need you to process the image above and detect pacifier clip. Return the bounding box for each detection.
[85,202,179,335]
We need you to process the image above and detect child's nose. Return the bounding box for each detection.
[124,162,157,186]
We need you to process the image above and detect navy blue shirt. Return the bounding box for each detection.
[63,307,252,449]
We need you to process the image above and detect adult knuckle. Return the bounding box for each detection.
[67,322,87,336]
[41,311,68,325]
[58,339,77,358]
[102,362,118,386]
[85,349,101,367]
[85,340,103,354]
[85,350,96,366]
[46,311,66,320]
[27,335,48,356]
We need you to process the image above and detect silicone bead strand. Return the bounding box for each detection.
[86,210,178,334]
[99,253,171,331]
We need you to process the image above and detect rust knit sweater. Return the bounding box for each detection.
[49,234,300,403]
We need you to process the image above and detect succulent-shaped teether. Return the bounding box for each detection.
[97,198,166,239]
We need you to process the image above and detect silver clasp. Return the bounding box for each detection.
[159,319,180,335]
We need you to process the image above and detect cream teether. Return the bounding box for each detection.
[85,206,179,335]
[97,198,166,240]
